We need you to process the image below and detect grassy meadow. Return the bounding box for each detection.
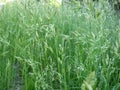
[0,0,120,90]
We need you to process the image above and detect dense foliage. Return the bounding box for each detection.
[0,0,120,90]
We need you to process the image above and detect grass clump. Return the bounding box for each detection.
[0,0,120,90]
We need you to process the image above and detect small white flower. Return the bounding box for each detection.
[0,2,5,9]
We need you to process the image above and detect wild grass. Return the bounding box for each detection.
[0,0,120,90]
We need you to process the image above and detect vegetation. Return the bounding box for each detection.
[0,0,120,90]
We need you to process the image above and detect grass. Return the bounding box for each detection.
[0,0,120,90]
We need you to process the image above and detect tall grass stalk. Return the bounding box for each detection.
[0,0,120,90]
